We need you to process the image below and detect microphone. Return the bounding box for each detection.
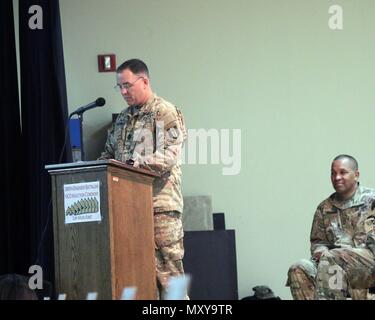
[69,97,106,117]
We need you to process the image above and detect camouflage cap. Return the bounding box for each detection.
[253,286,277,299]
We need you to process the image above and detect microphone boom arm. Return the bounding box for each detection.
[69,97,106,161]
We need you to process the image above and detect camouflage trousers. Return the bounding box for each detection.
[154,211,188,300]
[287,248,375,300]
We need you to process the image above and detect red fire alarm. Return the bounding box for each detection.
[98,54,116,72]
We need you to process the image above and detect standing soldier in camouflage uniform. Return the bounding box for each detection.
[99,59,187,299]
[286,154,375,299]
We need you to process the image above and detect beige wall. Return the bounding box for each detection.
[57,0,375,299]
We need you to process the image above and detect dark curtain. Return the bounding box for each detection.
[0,0,29,275]
[19,0,72,285]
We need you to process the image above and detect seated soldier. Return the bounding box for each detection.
[286,154,375,300]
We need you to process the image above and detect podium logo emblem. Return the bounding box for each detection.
[63,181,101,224]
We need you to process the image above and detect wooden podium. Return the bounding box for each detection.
[45,159,159,300]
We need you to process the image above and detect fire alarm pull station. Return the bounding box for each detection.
[98,54,116,72]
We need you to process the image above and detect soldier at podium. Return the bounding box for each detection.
[99,58,188,299]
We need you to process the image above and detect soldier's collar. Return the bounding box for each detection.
[330,184,364,209]
[128,105,141,116]
[138,93,158,115]
[125,94,157,117]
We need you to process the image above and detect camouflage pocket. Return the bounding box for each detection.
[158,239,185,261]
[154,212,183,248]
[323,214,340,242]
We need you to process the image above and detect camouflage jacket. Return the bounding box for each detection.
[99,94,187,213]
[310,185,375,256]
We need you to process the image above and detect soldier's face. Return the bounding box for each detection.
[331,159,359,198]
[116,69,148,107]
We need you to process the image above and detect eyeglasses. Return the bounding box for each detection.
[114,76,144,92]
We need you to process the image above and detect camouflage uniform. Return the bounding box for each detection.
[287,185,375,300]
[99,94,187,299]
